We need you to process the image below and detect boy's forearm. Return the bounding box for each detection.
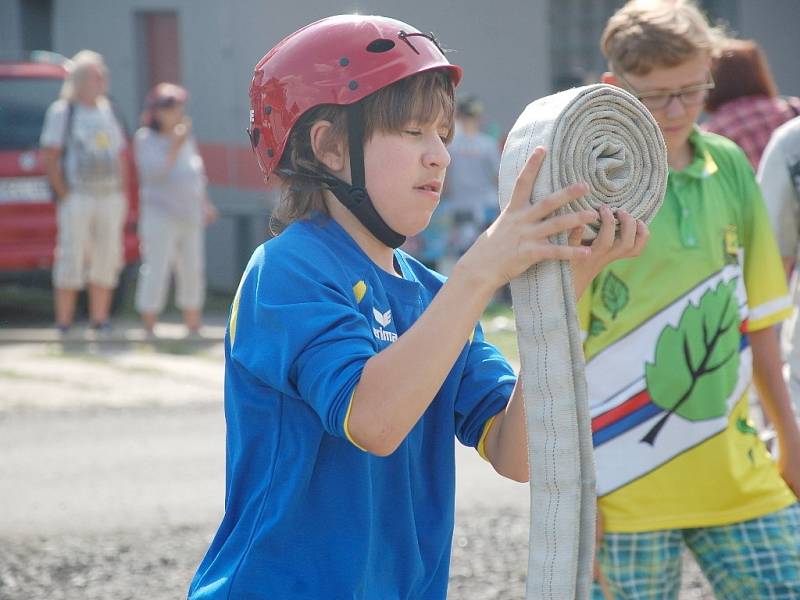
[750,327,800,445]
[348,262,497,456]
[483,382,529,482]
[782,256,795,280]
[572,268,594,300]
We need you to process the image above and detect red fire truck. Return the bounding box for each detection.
[0,52,139,307]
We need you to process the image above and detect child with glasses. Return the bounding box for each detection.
[579,1,800,598]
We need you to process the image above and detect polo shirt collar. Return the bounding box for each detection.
[671,127,718,180]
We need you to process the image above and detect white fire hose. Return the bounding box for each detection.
[498,84,668,600]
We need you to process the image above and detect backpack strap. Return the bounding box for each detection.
[60,101,76,171]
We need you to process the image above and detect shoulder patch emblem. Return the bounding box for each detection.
[353,280,367,303]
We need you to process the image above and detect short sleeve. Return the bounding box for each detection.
[228,241,376,441]
[757,130,800,260]
[111,109,126,151]
[453,323,516,448]
[737,150,793,331]
[39,100,68,148]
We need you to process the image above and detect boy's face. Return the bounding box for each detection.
[363,113,451,237]
[611,52,711,156]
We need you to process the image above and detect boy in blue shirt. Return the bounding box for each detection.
[189,14,648,599]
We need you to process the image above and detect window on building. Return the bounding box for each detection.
[21,0,53,52]
[548,0,739,91]
[135,11,182,101]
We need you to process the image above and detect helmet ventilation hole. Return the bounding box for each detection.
[366,39,395,53]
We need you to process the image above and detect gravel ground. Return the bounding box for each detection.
[0,329,715,600]
[0,510,713,600]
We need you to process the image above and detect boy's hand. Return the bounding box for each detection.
[459,147,598,292]
[569,204,650,298]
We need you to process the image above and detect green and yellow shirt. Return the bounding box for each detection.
[579,129,797,533]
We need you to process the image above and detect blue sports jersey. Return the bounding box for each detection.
[188,215,516,599]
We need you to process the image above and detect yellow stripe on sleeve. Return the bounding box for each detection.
[343,390,368,452]
[476,414,498,462]
[747,304,794,332]
[229,285,243,345]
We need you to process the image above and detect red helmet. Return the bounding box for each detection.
[248,14,463,178]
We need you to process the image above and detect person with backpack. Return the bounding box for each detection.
[40,50,128,337]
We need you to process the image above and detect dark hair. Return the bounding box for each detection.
[705,39,778,112]
[270,68,455,235]
[147,97,182,131]
[141,83,187,131]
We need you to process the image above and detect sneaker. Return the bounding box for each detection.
[56,323,74,341]
[89,320,113,340]
[185,328,203,341]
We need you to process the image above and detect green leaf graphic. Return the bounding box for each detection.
[641,278,741,445]
[589,314,607,338]
[602,271,629,320]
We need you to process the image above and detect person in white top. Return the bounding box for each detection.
[758,115,800,415]
[40,50,128,336]
[440,95,501,257]
[134,83,218,337]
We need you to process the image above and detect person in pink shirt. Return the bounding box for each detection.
[703,38,800,169]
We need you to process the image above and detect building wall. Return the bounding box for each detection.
[737,0,800,96]
[21,0,799,291]
[0,1,23,54]
[44,0,550,290]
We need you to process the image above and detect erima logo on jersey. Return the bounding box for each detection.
[372,307,397,342]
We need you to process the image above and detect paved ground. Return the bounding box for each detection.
[0,321,714,599]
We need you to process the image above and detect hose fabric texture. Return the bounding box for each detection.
[498,84,668,600]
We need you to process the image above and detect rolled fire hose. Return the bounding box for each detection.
[498,84,668,600]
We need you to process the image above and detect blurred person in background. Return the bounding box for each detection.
[758,114,800,416]
[439,95,501,263]
[134,83,217,338]
[703,38,800,169]
[40,50,128,337]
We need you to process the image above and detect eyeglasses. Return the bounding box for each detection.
[615,71,715,110]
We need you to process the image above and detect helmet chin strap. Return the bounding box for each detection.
[324,103,406,249]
